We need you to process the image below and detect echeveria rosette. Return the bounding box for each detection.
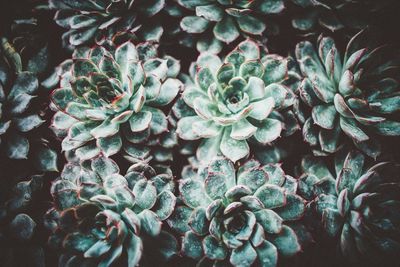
[295,31,400,158]
[0,174,46,267]
[177,39,296,163]
[50,40,182,162]
[0,41,58,172]
[49,0,165,49]
[298,151,400,263]
[47,155,177,266]
[289,0,395,34]
[178,0,284,46]
[168,158,306,267]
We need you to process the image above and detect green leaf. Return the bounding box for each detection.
[237,169,268,192]
[220,127,249,162]
[322,208,343,237]
[188,207,208,235]
[115,42,138,76]
[205,172,228,200]
[197,68,214,92]
[9,93,35,115]
[193,95,217,120]
[231,119,257,140]
[69,26,97,46]
[90,119,120,139]
[195,4,223,21]
[153,191,176,220]
[245,77,265,101]
[374,120,400,136]
[262,55,287,85]
[145,107,168,135]
[248,97,275,121]
[35,147,58,172]
[230,241,257,267]
[181,16,210,33]
[167,206,192,234]
[319,124,341,153]
[255,184,286,209]
[138,210,162,236]
[236,15,266,35]
[217,63,235,85]
[133,180,157,210]
[126,233,143,267]
[255,209,283,234]
[275,194,305,221]
[121,208,141,234]
[91,156,119,179]
[14,114,44,132]
[339,117,369,142]
[177,116,200,140]
[239,60,264,80]
[99,246,123,267]
[73,59,99,77]
[236,39,260,60]
[150,78,182,106]
[69,15,97,29]
[97,134,122,157]
[196,134,223,163]
[270,225,301,257]
[128,63,145,90]
[254,118,282,144]
[51,88,75,110]
[8,72,38,99]
[180,179,211,208]
[371,96,400,114]
[338,70,355,96]
[193,120,221,138]
[312,104,337,129]
[63,232,96,253]
[213,16,239,43]
[6,134,29,159]
[257,0,284,14]
[155,231,178,261]
[182,231,203,259]
[129,111,152,132]
[203,235,227,260]
[256,240,278,267]
[84,240,112,258]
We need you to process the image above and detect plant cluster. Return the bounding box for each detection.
[0,0,399,266]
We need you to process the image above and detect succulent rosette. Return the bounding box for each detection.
[0,174,46,267]
[176,39,296,163]
[289,0,395,34]
[295,31,400,158]
[48,0,165,49]
[46,156,177,266]
[168,157,306,267]
[298,151,400,263]
[49,40,182,162]
[177,0,284,46]
[0,39,58,172]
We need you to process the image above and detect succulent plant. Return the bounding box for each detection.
[49,40,182,162]
[177,0,284,46]
[0,174,47,267]
[0,39,57,171]
[46,155,177,266]
[168,157,307,267]
[295,31,400,158]
[176,39,297,163]
[48,0,165,49]
[298,150,400,263]
[6,17,52,75]
[289,0,395,34]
